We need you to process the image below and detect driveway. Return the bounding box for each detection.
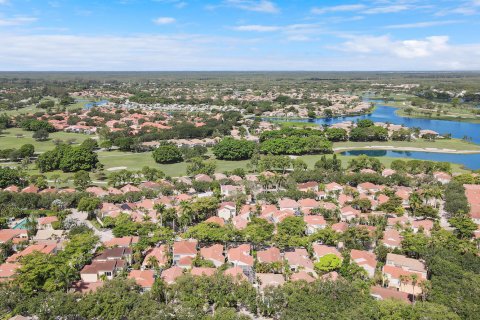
[67,209,114,243]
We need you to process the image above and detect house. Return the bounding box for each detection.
[340,206,360,221]
[195,174,212,183]
[94,247,133,265]
[104,236,139,248]
[325,182,343,196]
[220,185,244,197]
[312,244,341,261]
[0,262,20,282]
[290,271,316,283]
[224,266,248,282]
[86,186,109,197]
[385,253,427,278]
[382,229,402,249]
[200,244,225,267]
[433,172,451,184]
[37,216,58,230]
[382,265,425,295]
[191,267,216,277]
[0,229,28,246]
[298,198,319,210]
[172,240,198,265]
[80,260,124,282]
[331,222,348,233]
[128,270,155,291]
[205,216,225,226]
[257,247,282,264]
[357,182,382,194]
[227,244,254,278]
[7,244,57,263]
[278,198,300,211]
[256,273,285,291]
[463,184,480,224]
[142,245,169,269]
[304,215,327,235]
[284,248,314,273]
[370,286,410,303]
[217,202,236,221]
[350,250,377,278]
[412,220,434,235]
[297,181,318,192]
[161,266,184,284]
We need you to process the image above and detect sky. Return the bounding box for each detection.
[1,0,480,71]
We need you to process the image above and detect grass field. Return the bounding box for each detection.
[332,139,480,151]
[0,128,92,152]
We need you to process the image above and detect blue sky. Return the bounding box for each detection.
[1,0,480,70]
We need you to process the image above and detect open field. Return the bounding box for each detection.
[332,139,480,152]
[0,128,92,152]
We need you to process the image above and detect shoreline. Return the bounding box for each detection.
[333,145,480,154]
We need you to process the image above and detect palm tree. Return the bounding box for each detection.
[146,256,159,271]
[153,203,166,226]
[56,266,77,292]
[399,274,408,292]
[410,274,418,302]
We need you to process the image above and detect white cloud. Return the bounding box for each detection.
[362,5,410,14]
[386,20,462,29]
[224,0,279,13]
[311,4,366,15]
[153,17,176,25]
[0,32,479,71]
[0,16,37,26]
[0,0,9,5]
[233,24,280,32]
[340,35,450,58]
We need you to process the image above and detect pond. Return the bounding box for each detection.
[340,150,480,170]
[285,102,480,144]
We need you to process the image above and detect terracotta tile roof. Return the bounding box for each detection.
[371,286,410,303]
[143,245,169,267]
[191,267,216,277]
[290,271,316,283]
[128,270,155,288]
[161,266,184,284]
[224,266,248,282]
[257,247,281,264]
[227,244,253,266]
[173,239,198,255]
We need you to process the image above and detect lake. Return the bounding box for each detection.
[340,150,480,170]
[274,100,480,169]
[287,102,480,144]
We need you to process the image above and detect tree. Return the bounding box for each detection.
[0,167,24,188]
[77,197,101,219]
[314,253,341,274]
[413,205,439,220]
[32,129,49,141]
[449,217,477,239]
[186,157,216,176]
[243,217,274,246]
[309,227,338,246]
[213,137,256,160]
[59,146,99,172]
[80,138,98,151]
[19,144,35,158]
[73,170,91,190]
[275,216,307,248]
[152,143,183,164]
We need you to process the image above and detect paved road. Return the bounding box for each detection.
[67,209,113,243]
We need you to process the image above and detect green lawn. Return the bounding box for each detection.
[0,128,92,152]
[97,150,250,177]
[332,139,480,152]
[298,154,469,174]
